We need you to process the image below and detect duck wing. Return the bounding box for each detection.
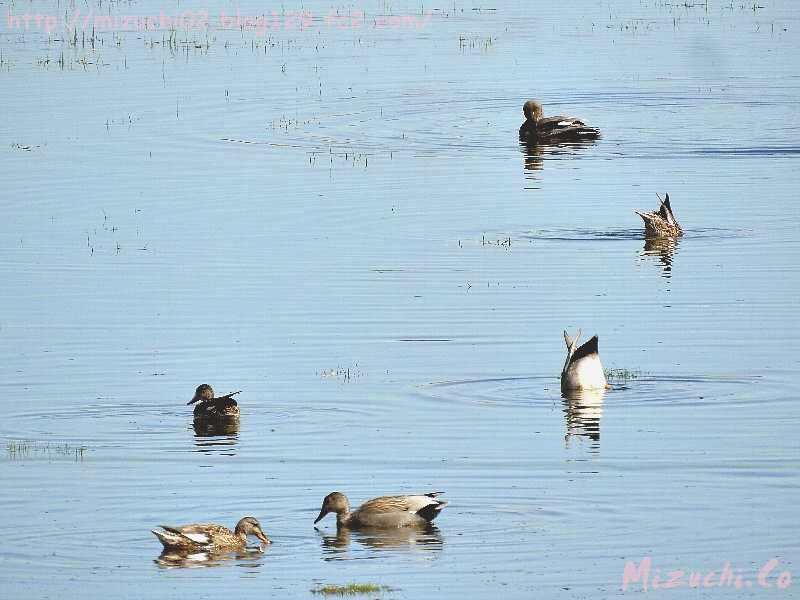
[209,396,239,411]
[360,493,448,518]
[153,525,211,548]
[187,390,240,406]
[538,115,585,128]
[193,394,239,417]
[172,523,230,536]
[537,116,600,140]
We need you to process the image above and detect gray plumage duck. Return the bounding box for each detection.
[314,491,448,529]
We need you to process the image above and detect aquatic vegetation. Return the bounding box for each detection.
[6,440,87,461]
[481,234,512,248]
[458,34,496,51]
[311,583,392,595]
[604,368,642,381]
[318,364,363,381]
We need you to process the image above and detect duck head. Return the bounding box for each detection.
[188,384,214,405]
[523,99,544,123]
[235,516,270,545]
[314,492,350,524]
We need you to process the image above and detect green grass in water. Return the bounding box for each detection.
[6,440,87,460]
[604,368,641,381]
[311,583,391,595]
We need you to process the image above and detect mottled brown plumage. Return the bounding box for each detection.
[314,491,448,529]
[519,100,600,142]
[152,516,269,551]
[188,384,241,421]
[635,193,682,237]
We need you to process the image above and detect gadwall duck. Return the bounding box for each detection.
[635,193,682,237]
[561,330,609,392]
[314,491,448,529]
[152,516,270,551]
[188,384,241,421]
[519,100,600,142]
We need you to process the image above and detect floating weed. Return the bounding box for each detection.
[458,34,496,51]
[7,440,88,462]
[318,363,364,382]
[605,368,642,382]
[0,50,11,70]
[311,583,393,595]
[481,234,512,249]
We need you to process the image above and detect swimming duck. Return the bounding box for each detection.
[519,100,600,142]
[314,491,448,529]
[188,384,240,421]
[635,193,682,237]
[561,330,609,392]
[152,516,270,551]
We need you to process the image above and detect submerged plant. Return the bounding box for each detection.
[6,440,87,461]
[311,583,392,595]
[604,368,642,382]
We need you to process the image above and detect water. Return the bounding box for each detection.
[1,1,798,598]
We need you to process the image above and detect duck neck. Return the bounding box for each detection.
[336,510,352,527]
[233,524,249,543]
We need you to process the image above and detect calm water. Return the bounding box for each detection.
[1,1,798,598]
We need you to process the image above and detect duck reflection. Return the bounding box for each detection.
[519,139,599,173]
[562,387,606,449]
[640,235,681,277]
[317,524,444,555]
[520,141,545,171]
[192,420,239,455]
[155,546,265,569]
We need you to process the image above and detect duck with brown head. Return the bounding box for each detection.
[519,99,601,142]
[188,384,241,421]
[152,516,270,552]
[314,491,448,529]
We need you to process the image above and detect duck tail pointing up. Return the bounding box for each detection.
[659,193,679,227]
[570,335,600,363]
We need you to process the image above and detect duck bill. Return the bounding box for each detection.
[255,530,271,545]
[313,508,328,524]
[187,395,201,405]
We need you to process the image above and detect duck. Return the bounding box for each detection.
[314,491,448,529]
[519,100,600,142]
[188,384,240,421]
[635,193,682,237]
[561,330,609,392]
[152,516,270,552]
